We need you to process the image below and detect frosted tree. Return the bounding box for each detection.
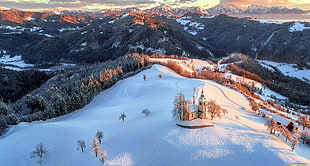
[297,115,310,130]
[99,151,106,164]
[96,131,104,144]
[30,143,48,165]
[265,119,278,134]
[172,92,187,120]
[119,112,126,122]
[300,130,310,144]
[92,138,100,157]
[141,108,151,116]
[77,139,86,152]
[206,100,222,120]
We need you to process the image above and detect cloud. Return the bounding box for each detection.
[0,0,158,9]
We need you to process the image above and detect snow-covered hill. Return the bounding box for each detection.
[0,64,309,166]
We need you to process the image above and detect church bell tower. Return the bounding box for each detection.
[198,89,207,119]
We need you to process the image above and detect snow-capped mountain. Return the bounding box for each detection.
[243,4,306,14]
[207,3,245,15]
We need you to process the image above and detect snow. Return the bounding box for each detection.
[175,16,204,35]
[258,60,310,82]
[289,22,310,32]
[251,19,283,24]
[0,55,34,69]
[1,63,309,165]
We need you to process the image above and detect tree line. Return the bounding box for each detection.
[0,53,150,135]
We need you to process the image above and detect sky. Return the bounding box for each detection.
[0,0,309,11]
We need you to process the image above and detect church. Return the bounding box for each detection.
[180,89,207,121]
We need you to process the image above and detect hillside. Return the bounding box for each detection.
[0,64,309,165]
[1,9,310,65]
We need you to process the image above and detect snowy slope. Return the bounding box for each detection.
[258,60,310,82]
[0,64,309,166]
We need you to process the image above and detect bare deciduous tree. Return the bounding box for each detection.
[300,130,310,144]
[119,112,126,122]
[92,138,100,157]
[100,151,106,164]
[265,119,278,134]
[172,92,187,120]
[143,74,147,81]
[30,143,48,165]
[206,100,222,120]
[96,131,104,144]
[297,115,310,130]
[77,139,86,152]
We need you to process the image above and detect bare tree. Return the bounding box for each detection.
[30,143,48,165]
[158,74,162,79]
[96,131,104,144]
[235,115,240,121]
[141,108,151,116]
[222,108,228,116]
[206,100,222,120]
[279,126,293,142]
[265,119,277,134]
[119,112,126,122]
[172,92,187,120]
[77,139,86,152]
[99,151,106,164]
[291,137,298,151]
[92,138,100,157]
[300,130,310,144]
[297,115,310,130]
[143,74,147,81]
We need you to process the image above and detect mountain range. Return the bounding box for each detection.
[44,4,309,17]
[0,4,309,66]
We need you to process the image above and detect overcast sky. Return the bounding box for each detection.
[0,0,309,10]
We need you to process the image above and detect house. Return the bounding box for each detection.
[181,89,207,121]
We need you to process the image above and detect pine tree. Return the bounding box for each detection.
[92,138,100,157]
[77,139,86,152]
[96,131,104,144]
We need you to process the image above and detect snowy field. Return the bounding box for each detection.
[0,64,309,166]
[258,60,310,82]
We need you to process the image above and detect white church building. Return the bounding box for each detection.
[180,89,207,121]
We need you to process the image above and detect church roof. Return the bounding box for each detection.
[188,104,198,112]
